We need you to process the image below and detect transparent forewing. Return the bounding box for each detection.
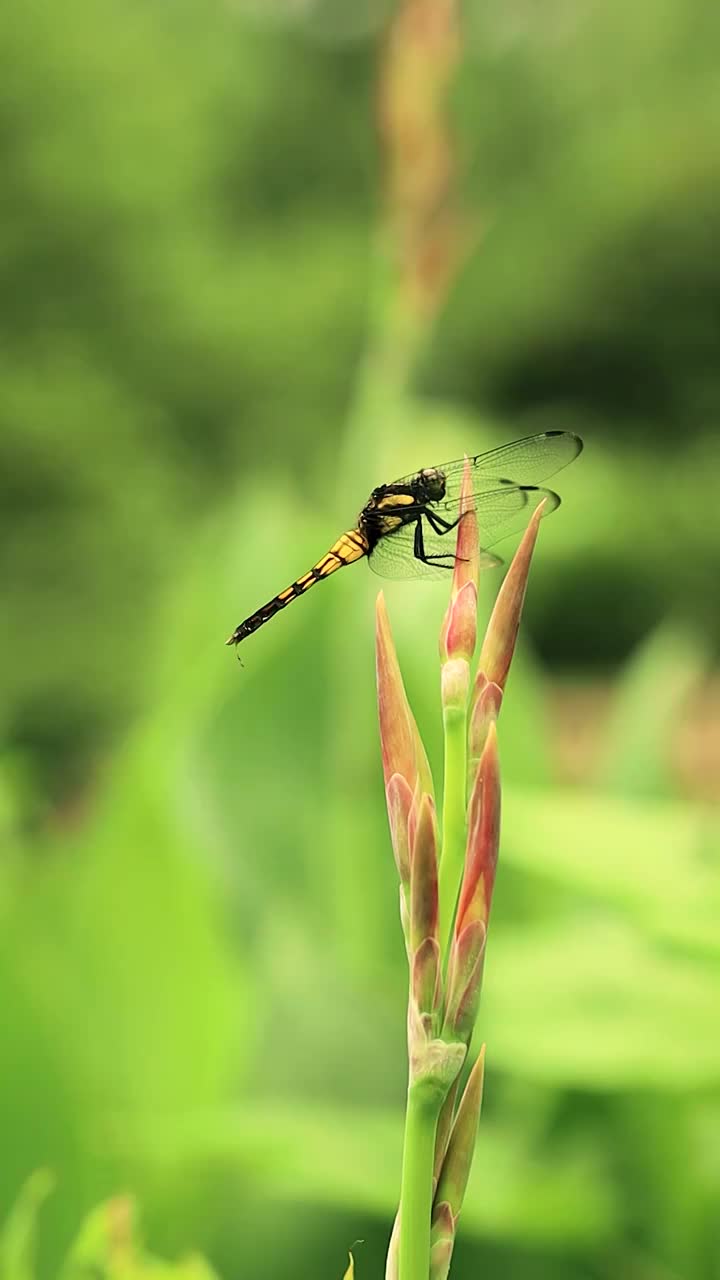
[393,430,582,513]
[368,485,558,580]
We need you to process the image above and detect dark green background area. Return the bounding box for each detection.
[1,2,719,1279]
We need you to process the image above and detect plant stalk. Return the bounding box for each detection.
[399,1084,443,1280]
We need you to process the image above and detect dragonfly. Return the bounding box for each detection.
[226,429,583,647]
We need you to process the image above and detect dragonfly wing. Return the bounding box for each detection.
[413,482,561,549]
[392,430,582,509]
[366,486,553,581]
[471,483,561,545]
[368,523,457,580]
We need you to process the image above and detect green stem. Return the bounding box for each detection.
[399,1084,442,1280]
[438,702,467,955]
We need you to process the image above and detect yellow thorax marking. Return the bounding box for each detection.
[377,513,405,534]
[377,492,414,509]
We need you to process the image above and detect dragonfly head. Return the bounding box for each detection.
[418,467,446,502]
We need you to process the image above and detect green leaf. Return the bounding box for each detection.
[501,786,720,957]
[482,918,720,1089]
[596,623,709,798]
[0,1171,54,1280]
[127,1101,616,1248]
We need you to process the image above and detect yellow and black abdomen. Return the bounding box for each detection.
[226,528,369,645]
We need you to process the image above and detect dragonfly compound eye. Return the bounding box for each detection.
[420,468,446,501]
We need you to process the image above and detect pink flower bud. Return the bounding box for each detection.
[456,721,501,934]
[410,793,440,951]
[386,773,414,890]
[412,936,442,1019]
[439,458,479,665]
[376,592,434,796]
[443,918,486,1042]
[440,580,478,665]
[467,675,503,777]
[477,500,545,693]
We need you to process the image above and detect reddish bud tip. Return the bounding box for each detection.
[452,460,480,590]
[439,459,480,664]
[376,593,435,797]
[478,500,545,691]
[376,592,417,787]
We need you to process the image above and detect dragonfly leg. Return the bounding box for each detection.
[424,510,459,535]
[412,518,457,571]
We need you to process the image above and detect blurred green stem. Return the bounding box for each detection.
[399,1084,442,1280]
[439,703,467,954]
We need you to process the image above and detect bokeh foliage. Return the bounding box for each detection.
[1,1,719,1278]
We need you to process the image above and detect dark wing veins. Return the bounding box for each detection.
[391,431,583,513]
[367,482,559,580]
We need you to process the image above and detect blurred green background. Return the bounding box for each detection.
[1,0,719,1277]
